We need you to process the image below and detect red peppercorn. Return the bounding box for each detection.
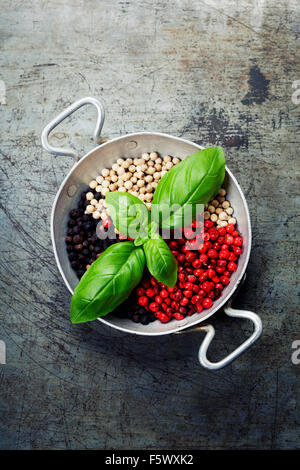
[215,283,223,291]
[161,302,168,311]
[149,302,159,312]
[212,276,220,284]
[172,291,182,301]
[173,312,185,320]
[216,266,225,274]
[179,306,187,314]
[178,281,186,290]
[207,268,216,279]
[185,252,196,263]
[187,274,197,283]
[233,236,243,246]
[160,289,168,298]
[233,246,243,255]
[169,241,178,250]
[191,295,201,304]
[138,296,149,306]
[209,228,219,241]
[226,224,235,233]
[219,250,229,260]
[194,268,203,277]
[220,275,230,286]
[142,280,150,289]
[178,272,186,281]
[155,295,162,304]
[146,288,155,297]
[223,270,231,278]
[158,312,171,323]
[207,249,218,259]
[232,230,239,238]
[202,281,212,293]
[150,277,158,286]
[177,254,185,263]
[199,272,208,283]
[180,297,189,306]
[136,287,145,296]
[218,226,226,236]
[183,290,193,298]
[225,234,234,245]
[184,282,194,290]
[199,254,208,264]
[204,220,214,229]
[184,228,195,240]
[228,261,237,271]
[203,297,213,309]
[192,284,200,293]
[198,244,207,254]
[195,302,203,312]
[228,253,238,262]
[192,259,201,269]
[218,236,225,244]
[204,241,212,251]
[213,242,221,251]
[171,301,180,311]
[164,297,171,305]
[165,307,173,317]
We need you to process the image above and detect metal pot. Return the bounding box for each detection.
[41,97,262,370]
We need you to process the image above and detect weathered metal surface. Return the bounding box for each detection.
[0,0,299,450]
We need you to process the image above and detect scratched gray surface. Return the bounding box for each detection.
[0,0,299,450]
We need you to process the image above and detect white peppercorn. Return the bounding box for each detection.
[96,175,104,184]
[124,180,133,190]
[86,192,94,201]
[219,211,228,221]
[226,207,234,215]
[92,211,101,219]
[222,200,230,209]
[101,168,110,177]
[89,180,97,189]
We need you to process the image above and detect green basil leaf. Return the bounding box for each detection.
[106,192,150,238]
[152,146,225,229]
[71,241,145,324]
[143,236,178,288]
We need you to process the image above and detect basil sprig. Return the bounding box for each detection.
[70,146,225,323]
[143,235,178,287]
[71,242,145,324]
[152,146,225,229]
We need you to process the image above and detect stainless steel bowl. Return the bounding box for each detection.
[42,97,262,370]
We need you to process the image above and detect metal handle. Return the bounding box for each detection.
[41,97,105,158]
[198,299,262,370]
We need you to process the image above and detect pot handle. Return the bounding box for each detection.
[197,299,262,370]
[41,97,105,158]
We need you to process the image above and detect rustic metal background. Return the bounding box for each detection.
[0,0,299,450]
